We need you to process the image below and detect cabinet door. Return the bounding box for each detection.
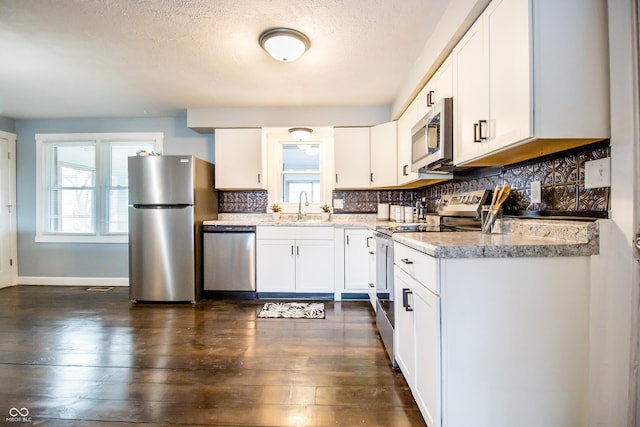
[453,17,489,165]
[413,283,442,427]
[394,268,416,389]
[486,0,531,150]
[344,229,370,291]
[214,128,265,189]
[295,239,335,293]
[433,55,453,102]
[370,121,397,187]
[256,239,296,292]
[396,96,422,185]
[334,127,371,188]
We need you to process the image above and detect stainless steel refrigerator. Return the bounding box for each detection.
[128,155,218,303]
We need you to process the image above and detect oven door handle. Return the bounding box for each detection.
[402,288,414,311]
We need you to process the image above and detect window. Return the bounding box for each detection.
[265,127,334,213]
[281,143,321,204]
[36,133,163,243]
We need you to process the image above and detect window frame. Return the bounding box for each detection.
[35,132,163,243]
[265,128,334,214]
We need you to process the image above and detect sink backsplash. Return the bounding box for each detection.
[219,140,610,218]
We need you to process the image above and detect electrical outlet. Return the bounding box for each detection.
[530,181,542,204]
[333,198,344,209]
[584,158,611,189]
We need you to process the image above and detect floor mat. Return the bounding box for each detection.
[257,302,325,319]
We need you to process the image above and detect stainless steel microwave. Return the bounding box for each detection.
[411,97,453,172]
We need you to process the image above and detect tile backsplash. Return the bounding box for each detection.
[219,141,610,217]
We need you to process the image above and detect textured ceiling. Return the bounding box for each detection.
[0,0,451,119]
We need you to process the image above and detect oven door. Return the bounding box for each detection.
[374,232,397,368]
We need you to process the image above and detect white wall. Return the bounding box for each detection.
[588,1,639,425]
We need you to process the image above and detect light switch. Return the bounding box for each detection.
[530,181,542,204]
[584,158,611,189]
[333,198,344,209]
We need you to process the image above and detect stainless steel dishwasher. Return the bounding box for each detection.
[203,225,256,293]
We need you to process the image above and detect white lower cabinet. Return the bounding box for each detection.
[343,228,371,292]
[394,247,441,427]
[256,227,334,294]
[393,240,590,427]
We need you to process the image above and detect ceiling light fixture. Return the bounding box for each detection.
[259,28,310,62]
[289,127,313,140]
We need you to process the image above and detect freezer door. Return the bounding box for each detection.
[128,155,194,205]
[129,206,195,302]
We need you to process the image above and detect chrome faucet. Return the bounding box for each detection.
[297,190,309,220]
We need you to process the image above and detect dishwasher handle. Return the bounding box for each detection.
[203,225,256,233]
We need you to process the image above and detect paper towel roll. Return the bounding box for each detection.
[377,203,390,220]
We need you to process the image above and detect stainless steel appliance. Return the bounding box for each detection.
[203,225,256,296]
[374,189,489,368]
[128,155,218,303]
[411,97,453,173]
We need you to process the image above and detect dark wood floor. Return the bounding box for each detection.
[0,286,425,426]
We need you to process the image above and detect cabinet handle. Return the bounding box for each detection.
[473,122,481,143]
[401,258,413,264]
[370,172,374,183]
[346,235,350,245]
[296,246,300,256]
[369,283,375,288]
[403,165,409,176]
[257,173,261,183]
[427,90,435,107]
[402,288,414,312]
[478,119,488,140]
[366,236,373,247]
[369,251,375,255]
[291,245,294,255]
[336,173,339,183]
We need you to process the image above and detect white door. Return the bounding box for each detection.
[370,121,397,187]
[0,132,16,288]
[453,17,488,165]
[344,229,370,291]
[334,127,370,188]
[295,239,334,293]
[256,239,296,292]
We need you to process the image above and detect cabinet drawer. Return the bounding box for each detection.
[257,226,334,240]
[394,243,439,294]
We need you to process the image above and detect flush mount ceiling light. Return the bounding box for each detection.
[259,28,310,62]
[289,127,313,140]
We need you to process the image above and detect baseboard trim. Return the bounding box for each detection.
[17,276,129,287]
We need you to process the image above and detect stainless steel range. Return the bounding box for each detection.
[373,190,490,368]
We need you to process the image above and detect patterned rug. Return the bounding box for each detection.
[257,302,325,319]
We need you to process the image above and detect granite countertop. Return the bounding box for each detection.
[204,214,599,258]
[203,213,384,228]
[393,219,599,258]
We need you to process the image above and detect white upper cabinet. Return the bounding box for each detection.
[214,128,266,189]
[370,121,397,188]
[396,91,422,185]
[334,124,397,189]
[424,55,453,109]
[453,0,609,167]
[396,55,454,186]
[452,17,488,164]
[334,127,371,189]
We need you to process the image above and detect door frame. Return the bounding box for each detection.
[0,130,17,288]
